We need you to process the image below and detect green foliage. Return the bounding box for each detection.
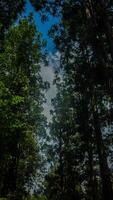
[36,1,113,200]
[20,194,47,200]
[0,0,25,51]
[0,198,7,200]
[2,1,113,200]
[0,15,45,199]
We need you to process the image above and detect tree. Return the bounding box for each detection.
[0,16,45,199]
[0,0,25,51]
[32,1,113,199]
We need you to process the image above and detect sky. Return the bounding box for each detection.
[41,52,61,121]
[25,1,59,52]
[24,1,60,121]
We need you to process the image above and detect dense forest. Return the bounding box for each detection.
[1,0,113,200]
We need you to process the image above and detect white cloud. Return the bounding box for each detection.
[40,51,61,122]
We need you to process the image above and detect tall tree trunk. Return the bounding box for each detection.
[93,111,113,200]
[59,130,64,200]
[87,146,97,200]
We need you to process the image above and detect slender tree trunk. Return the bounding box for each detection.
[93,111,113,200]
[59,130,64,200]
[87,146,97,200]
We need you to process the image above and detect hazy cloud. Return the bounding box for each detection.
[40,52,60,122]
